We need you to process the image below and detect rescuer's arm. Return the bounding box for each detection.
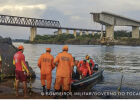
[13,56,15,65]
[13,60,15,65]
[21,55,29,75]
[90,59,95,69]
[38,56,42,69]
[54,55,59,66]
[87,63,91,75]
[51,57,55,70]
[71,55,74,72]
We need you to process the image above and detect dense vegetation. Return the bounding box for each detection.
[114,30,131,39]
[32,30,140,45]
[33,33,101,45]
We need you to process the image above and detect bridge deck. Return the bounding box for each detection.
[90,12,140,26]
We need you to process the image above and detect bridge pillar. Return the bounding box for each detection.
[92,32,95,36]
[85,31,89,35]
[101,24,103,39]
[73,30,77,37]
[80,31,83,36]
[66,29,69,35]
[132,26,139,38]
[30,27,37,41]
[58,29,62,35]
[105,25,114,40]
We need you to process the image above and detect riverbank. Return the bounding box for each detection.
[27,34,140,46]
[0,79,53,99]
[0,78,100,99]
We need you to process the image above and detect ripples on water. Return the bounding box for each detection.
[13,43,140,96]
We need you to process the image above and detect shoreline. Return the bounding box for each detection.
[24,34,140,46]
[23,41,140,46]
[0,79,100,99]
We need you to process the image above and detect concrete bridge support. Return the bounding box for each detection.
[66,29,69,35]
[92,32,95,36]
[97,32,100,35]
[101,25,103,39]
[30,27,37,41]
[85,31,89,35]
[80,31,83,36]
[105,25,114,39]
[73,30,77,37]
[58,29,62,35]
[132,26,139,38]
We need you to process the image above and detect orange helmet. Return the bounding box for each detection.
[18,45,24,50]
[62,45,68,51]
[46,48,51,52]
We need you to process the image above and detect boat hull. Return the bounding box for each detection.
[71,69,104,88]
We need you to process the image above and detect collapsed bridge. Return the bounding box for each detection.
[90,11,140,39]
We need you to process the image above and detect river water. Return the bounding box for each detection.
[13,42,140,98]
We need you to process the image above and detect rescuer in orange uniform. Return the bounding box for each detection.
[78,60,91,78]
[85,55,95,73]
[13,45,30,97]
[54,45,74,94]
[38,48,55,95]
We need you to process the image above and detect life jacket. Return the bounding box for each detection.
[87,59,93,67]
[78,60,89,70]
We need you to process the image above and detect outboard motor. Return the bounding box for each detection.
[93,64,98,71]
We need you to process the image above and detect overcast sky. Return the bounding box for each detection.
[0,0,140,39]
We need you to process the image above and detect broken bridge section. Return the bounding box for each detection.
[91,12,140,39]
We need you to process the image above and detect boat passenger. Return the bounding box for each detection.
[85,55,95,73]
[78,60,91,78]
